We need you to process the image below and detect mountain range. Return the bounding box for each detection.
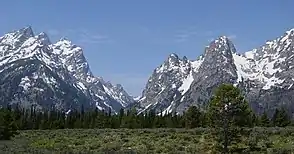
[1,26,294,115]
[0,26,134,113]
[137,28,294,116]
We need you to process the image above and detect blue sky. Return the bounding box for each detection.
[0,0,293,96]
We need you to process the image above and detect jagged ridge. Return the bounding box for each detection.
[139,28,294,115]
[0,26,134,113]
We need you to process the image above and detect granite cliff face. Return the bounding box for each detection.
[0,27,134,113]
[138,28,294,116]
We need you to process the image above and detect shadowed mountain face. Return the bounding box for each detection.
[0,27,135,113]
[138,29,294,116]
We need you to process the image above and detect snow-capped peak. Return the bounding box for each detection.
[232,27,294,89]
[15,26,34,38]
[207,36,236,54]
[0,26,35,51]
[52,39,82,55]
[139,27,294,115]
[285,28,294,35]
[167,53,180,64]
[168,53,179,58]
[217,35,229,41]
[0,26,135,113]
[36,32,51,45]
[59,37,71,42]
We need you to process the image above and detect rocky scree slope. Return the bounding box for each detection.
[0,26,134,113]
[138,28,294,116]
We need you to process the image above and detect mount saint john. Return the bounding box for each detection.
[1,26,294,115]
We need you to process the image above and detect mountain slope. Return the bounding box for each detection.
[0,26,134,112]
[137,53,204,114]
[50,38,134,113]
[139,28,294,115]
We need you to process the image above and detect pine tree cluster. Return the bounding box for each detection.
[0,103,291,134]
[0,84,293,141]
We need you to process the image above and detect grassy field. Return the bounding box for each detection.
[1,128,294,153]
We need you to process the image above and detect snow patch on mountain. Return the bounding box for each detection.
[232,28,294,90]
[139,27,294,115]
[178,73,193,95]
[19,76,32,91]
[133,96,142,101]
[0,26,134,113]
[77,82,87,90]
[178,57,204,95]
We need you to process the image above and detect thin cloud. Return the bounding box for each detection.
[207,34,236,43]
[228,34,237,40]
[79,33,112,44]
[75,29,113,44]
[46,28,113,44]
[174,27,216,43]
[175,34,189,42]
[208,38,214,42]
[205,30,214,36]
[174,29,198,43]
[47,29,60,36]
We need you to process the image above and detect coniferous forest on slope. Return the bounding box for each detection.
[1,84,294,153]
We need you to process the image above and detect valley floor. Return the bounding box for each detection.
[1,128,294,153]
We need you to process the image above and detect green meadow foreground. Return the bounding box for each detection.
[1,128,294,154]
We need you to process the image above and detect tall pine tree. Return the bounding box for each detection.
[260,111,270,127]
[272,108,290,127]
[208,84,252,153]
[184,106,201,128]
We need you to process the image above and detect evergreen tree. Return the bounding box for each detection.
[200,111,209,127]
[118,108,124,128]
[125,108,140,128]
[260,112,270,127]
[13,103,22,129]
[165,113,174,128]
[272,108,291,127]
[208,84,252,153]
[251,113,259,127]
[185,106,201,128]
[0,108,18,140]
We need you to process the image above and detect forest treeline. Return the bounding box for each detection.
[0,101,291,131]
[0,84,293,140]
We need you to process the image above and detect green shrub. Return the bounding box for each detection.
[1,128,294,153]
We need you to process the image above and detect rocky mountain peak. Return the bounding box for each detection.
[139,27,294,116]
[155,53,192,76]
[114,84,124,91]
[205,36,236,57]
[59,37,70,41]
[11,26,34,42]
[54,38,73,49]
[166,53,180,65]
[36,32,51,45]
[182,56,188,63]
[0,26,135,113]
[15,26,34,38]
[278,28,294,48]
[0,26,35,50]
[201,36,237,73]
[51,39,92,81]
[285,28,294,36]
[53,39,83,56]
[168,53,179,58]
